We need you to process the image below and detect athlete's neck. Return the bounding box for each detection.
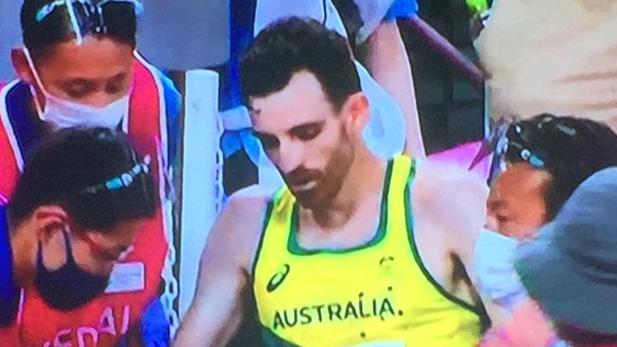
[308,149,385,229]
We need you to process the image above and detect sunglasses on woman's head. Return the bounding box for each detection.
[78,154,152,206]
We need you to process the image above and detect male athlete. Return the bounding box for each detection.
[174,18,489,347]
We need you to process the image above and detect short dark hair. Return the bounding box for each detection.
[240,17,361,111]
[8,127,157,232]
[505,114,617,220]
[21,0,139,59]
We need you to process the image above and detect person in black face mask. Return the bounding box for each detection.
[0,127,156,339]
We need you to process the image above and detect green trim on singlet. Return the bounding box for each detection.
[404,163,484,318]
[286,159,393,255]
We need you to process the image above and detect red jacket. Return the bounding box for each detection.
[0,55,176,347]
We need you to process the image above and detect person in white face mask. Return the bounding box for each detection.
[22,47,130,130]
[476,163,550,312]
[0,1,181,346]
[10,1,145,131]
[474,114,617,347]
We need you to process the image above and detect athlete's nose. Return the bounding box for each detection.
[277,140,305,175]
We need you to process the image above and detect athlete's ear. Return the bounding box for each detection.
[342,92,369,138]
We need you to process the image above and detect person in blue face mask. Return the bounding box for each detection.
[0,127,156,344]
[475,114,617,346]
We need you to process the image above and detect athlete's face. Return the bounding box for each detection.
[486,163,551,240]
[12,36,134,108]
[250,71,365,208]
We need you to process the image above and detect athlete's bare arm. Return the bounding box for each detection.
[173,187,270,347]
[418,161,487,278]
[437,165,511,325]
[412,160,504,322]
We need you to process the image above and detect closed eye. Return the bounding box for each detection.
[290,122,324,141]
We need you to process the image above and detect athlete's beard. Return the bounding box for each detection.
[287,137,354,210]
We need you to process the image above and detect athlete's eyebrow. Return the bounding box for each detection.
[289,121,324,136]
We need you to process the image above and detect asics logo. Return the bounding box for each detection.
[267,264,291,293]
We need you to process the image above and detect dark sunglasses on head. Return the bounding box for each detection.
[506,115,577,167]
[469,115,577,180]
[503,139,546,169]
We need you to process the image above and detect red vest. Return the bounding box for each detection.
[0,56,172,347]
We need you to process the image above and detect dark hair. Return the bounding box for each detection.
[240,17,361,111]
[505,114,617,220]
[8,127,157,232]
[21,0,139,58]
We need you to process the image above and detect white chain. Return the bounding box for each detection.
[161,104,224,337]
[214,111,225,214]
[161,193,180,334]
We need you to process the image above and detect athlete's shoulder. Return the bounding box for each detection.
[415,158,487,189]
[218,185,272,237]
[411,159,487,264]
[227,184,273,212]
[411,158,488,211]
[208,185,275,268]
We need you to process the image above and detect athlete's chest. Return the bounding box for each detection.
[295,198,383,251]
[254,242,419,343]
[296,221,380,252]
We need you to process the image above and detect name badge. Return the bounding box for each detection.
[105,262,145,294]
